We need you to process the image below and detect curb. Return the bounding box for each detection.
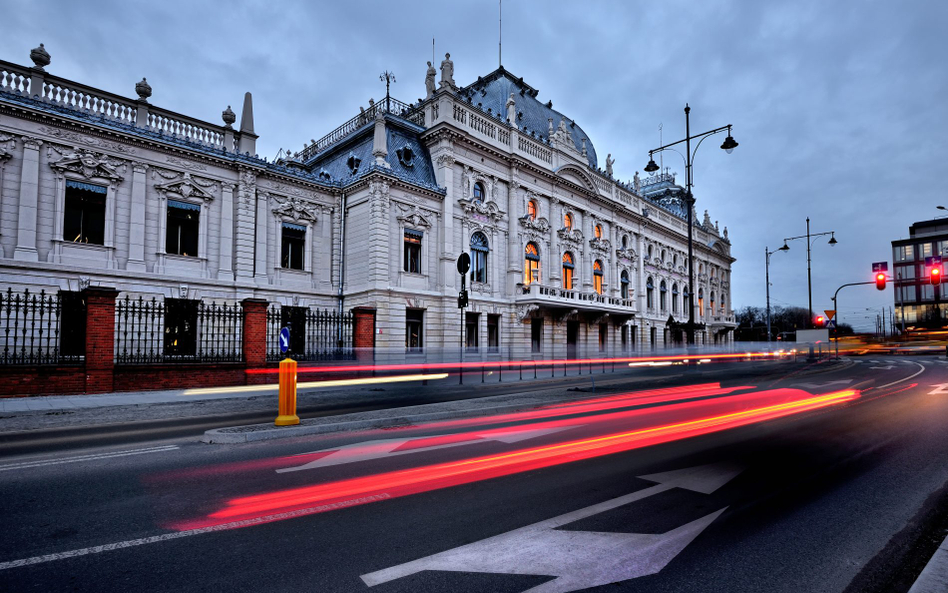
[909,532,948,593]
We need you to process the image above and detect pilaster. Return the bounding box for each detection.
[13,136,42,261]
[126,162,148,272]
[217,182,235,281]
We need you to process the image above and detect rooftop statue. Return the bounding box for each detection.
[425,61,436,98]
[506,93,516,125]
[606,154,615,178]
[633,171,641,192]
[440,53,455,90]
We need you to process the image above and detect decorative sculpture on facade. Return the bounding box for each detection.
[633,171,641,193]
[439,53,455,90]
[506,93,516,125]
[425,61,436,98]
[605,154,615,178]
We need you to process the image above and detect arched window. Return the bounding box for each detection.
[620,270,630,299]
[526,199,537,220]
[473,182,485,203]
[621,235,628,249]
[698,287,705,316]
[672,283,680,313]
[470,232,489,283]
[683,286,691,314]
[646,277,654,309]
[593,260,604,294]
[673,254,678,267]
[710,291,715,315]
[594,224,603,239]
[647,245,653,259]
[661,249,666,262]
[562,252,575,290]
[524,242,541,285]
[660,280,667,311]
[564,213,573,231]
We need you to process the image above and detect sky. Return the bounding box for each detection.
[2,0,945,331]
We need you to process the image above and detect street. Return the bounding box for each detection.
[1,356,946,592]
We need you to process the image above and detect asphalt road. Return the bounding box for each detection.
[1,356,946,592]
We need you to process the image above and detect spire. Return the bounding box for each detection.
[239,92,254,134]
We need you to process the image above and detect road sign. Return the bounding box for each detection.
[825,319,836,329]
[457,253,471,275]
[871,262,888,272]
[824,310,836,320]
[279,327,290,354]
[925,256,943,267]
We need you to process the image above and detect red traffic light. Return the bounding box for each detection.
[875,272,886,291]
[815,315,825,327]
[932,267,942,284]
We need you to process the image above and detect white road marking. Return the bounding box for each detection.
[361,462,741,592]
[870,365,896,370]
[927,384,948,395]
[277,426,574,473]
[0,445,180,472]
[0,493,391,571]
[791,380,853,390]
[874,361,927,391]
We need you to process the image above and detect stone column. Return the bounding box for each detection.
[506,179,520,294]
[436,154,456,292]
[13,136,42,261]
[83,287,118,393]
[217,182,235,281]
[253,191,268,283]
[367,180,391,288]
[234,168,256,281]
[127,162,148,272]
[549,199,560,285]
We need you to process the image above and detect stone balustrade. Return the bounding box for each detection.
[516,282,635,312]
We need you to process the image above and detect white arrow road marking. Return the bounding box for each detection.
[0,445,179,472]
[928,384,948,395]
[791,379,854,390]
[361,462,741,592]
[277,426,575,473]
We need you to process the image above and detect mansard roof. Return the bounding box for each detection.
[458,67,598,169]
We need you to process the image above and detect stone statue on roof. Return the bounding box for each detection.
[440,53,455,90]
[633,171,641,192]
[425,61,436,98]
[606,154,615,178]
[506,93,516,126]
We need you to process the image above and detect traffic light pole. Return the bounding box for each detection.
[831,280,877,358]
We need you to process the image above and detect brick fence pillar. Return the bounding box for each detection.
[242,298,269,383]
[83,287,118,393]
[352,308,376,362]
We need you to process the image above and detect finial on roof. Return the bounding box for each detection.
[30,43,50,71]
[222,105,236,128]
[135,78,152,102]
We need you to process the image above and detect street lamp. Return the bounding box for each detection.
[645,104,737,345]
[765,246,785,342]
[779,217,838,328]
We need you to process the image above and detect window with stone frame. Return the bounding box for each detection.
[593,260,604,294]
[620,270,630,299]
[281,223,307,270]
[406,308,424,351]
[63,180,107,244]
[404,229,423,274]
[470,232,489,283]
[562,252,575,290]
[473,182,485,203]
[672,284,680,313]
[531,318,543,353]
[646,277,654,309]
[465,312,479,351]
[166,199,200,257]
[660,280,668,311]
[526,199,538,220]
[599,323,607,352]
[487,314,500,352]
[564,213,573,231]
[594,224,603,239]
[163,298,198,357]
[524,242,541,285]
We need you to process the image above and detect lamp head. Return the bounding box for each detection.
[778,242,790,252]
[720,129,738,154]
[828,234,837,246]
[644,158,659,174]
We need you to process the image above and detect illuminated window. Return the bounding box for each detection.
[404,229,422,273]
[593,260,604,294]
[698,288,705,315]
[564,213,573,231]
[63,181,106,244]
[524,242,541,285]
[620,270,630,299]
[527,199,537,220]
[594,224,603,239]
[470,232,489,283]
[166,199,200,256]
[710,291,716,314]
[562,252,574,289]
[473,182,485,203]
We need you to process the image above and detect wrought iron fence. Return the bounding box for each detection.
[266,305,354,362]
[0,288,84,365]
[114,296,243,364]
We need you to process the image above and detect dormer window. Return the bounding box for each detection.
[346,153,362,175]
[473,182,485,203]
[396,146,414,168]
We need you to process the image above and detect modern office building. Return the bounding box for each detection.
[892,218,948,329]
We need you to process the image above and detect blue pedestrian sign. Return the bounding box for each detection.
[825,318,837,329]
[279,327,291,354]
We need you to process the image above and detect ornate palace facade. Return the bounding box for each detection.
[0,43,735,364]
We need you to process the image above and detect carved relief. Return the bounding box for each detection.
[271,194,317,222]
[396,203,433,229]
[38,125,136,154]
[166,155,208,171]
[517,304,539,321]
[153,171,214,202]
[557,227,584,246]
[588,237,612,254]
[49,148,125,182]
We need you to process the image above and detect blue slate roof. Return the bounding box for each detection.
[458,67,598,169]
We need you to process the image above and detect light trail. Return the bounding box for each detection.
[169,387,857,530]
[179,373,449,396]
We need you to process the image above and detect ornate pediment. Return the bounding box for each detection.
[396,204,433,229]
[557,227,584,246]
[589,237,612,253]
[519,215,550,234]
[554,164,597,194]
[153,171,214,201]
[49,148,124,182]
[458,197,505,223]
[616,247,637,261]
[271,194,317,222]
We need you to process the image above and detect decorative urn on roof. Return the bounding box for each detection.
[30,43,50,71]
[222,105,236,128]
[135,77,152,102]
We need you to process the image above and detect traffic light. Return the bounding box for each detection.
[815,315,824,327]
[457,289,469,308]
[875,272,886,291]
[932,266,942,285]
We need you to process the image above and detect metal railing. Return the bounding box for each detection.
[266,305,354,362]
[114,296,243,364]
[0,288,83,365]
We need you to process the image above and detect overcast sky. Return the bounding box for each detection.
[3,0,945,331]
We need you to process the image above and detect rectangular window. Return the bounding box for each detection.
[472,250,487,283]
[166,199,200,257]
[280,306,307,355]
[487,314,500,352]
[921,284,935,301]
[531,318,543,354]
[599,323,607,352]
[893,245,914,263]
[406,308,424,351]
[404,230,422,274]
[281,223,306,270]
[922,243,933,259]
[620,325,628,352]
[58,291,86,358]
[938,241,948,256]
[465,312,479,351]
[63,180,106,244]
[164,298,198,357]
[896,264,916,280]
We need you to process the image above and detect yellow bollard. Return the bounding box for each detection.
[275,357,300,426]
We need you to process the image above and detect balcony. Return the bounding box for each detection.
[516,283,635,315]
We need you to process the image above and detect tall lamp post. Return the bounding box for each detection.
[765,246,785,341]
[644,104,738,345]
[778,217,837,328]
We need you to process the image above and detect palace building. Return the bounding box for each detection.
[0,42,735,380]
